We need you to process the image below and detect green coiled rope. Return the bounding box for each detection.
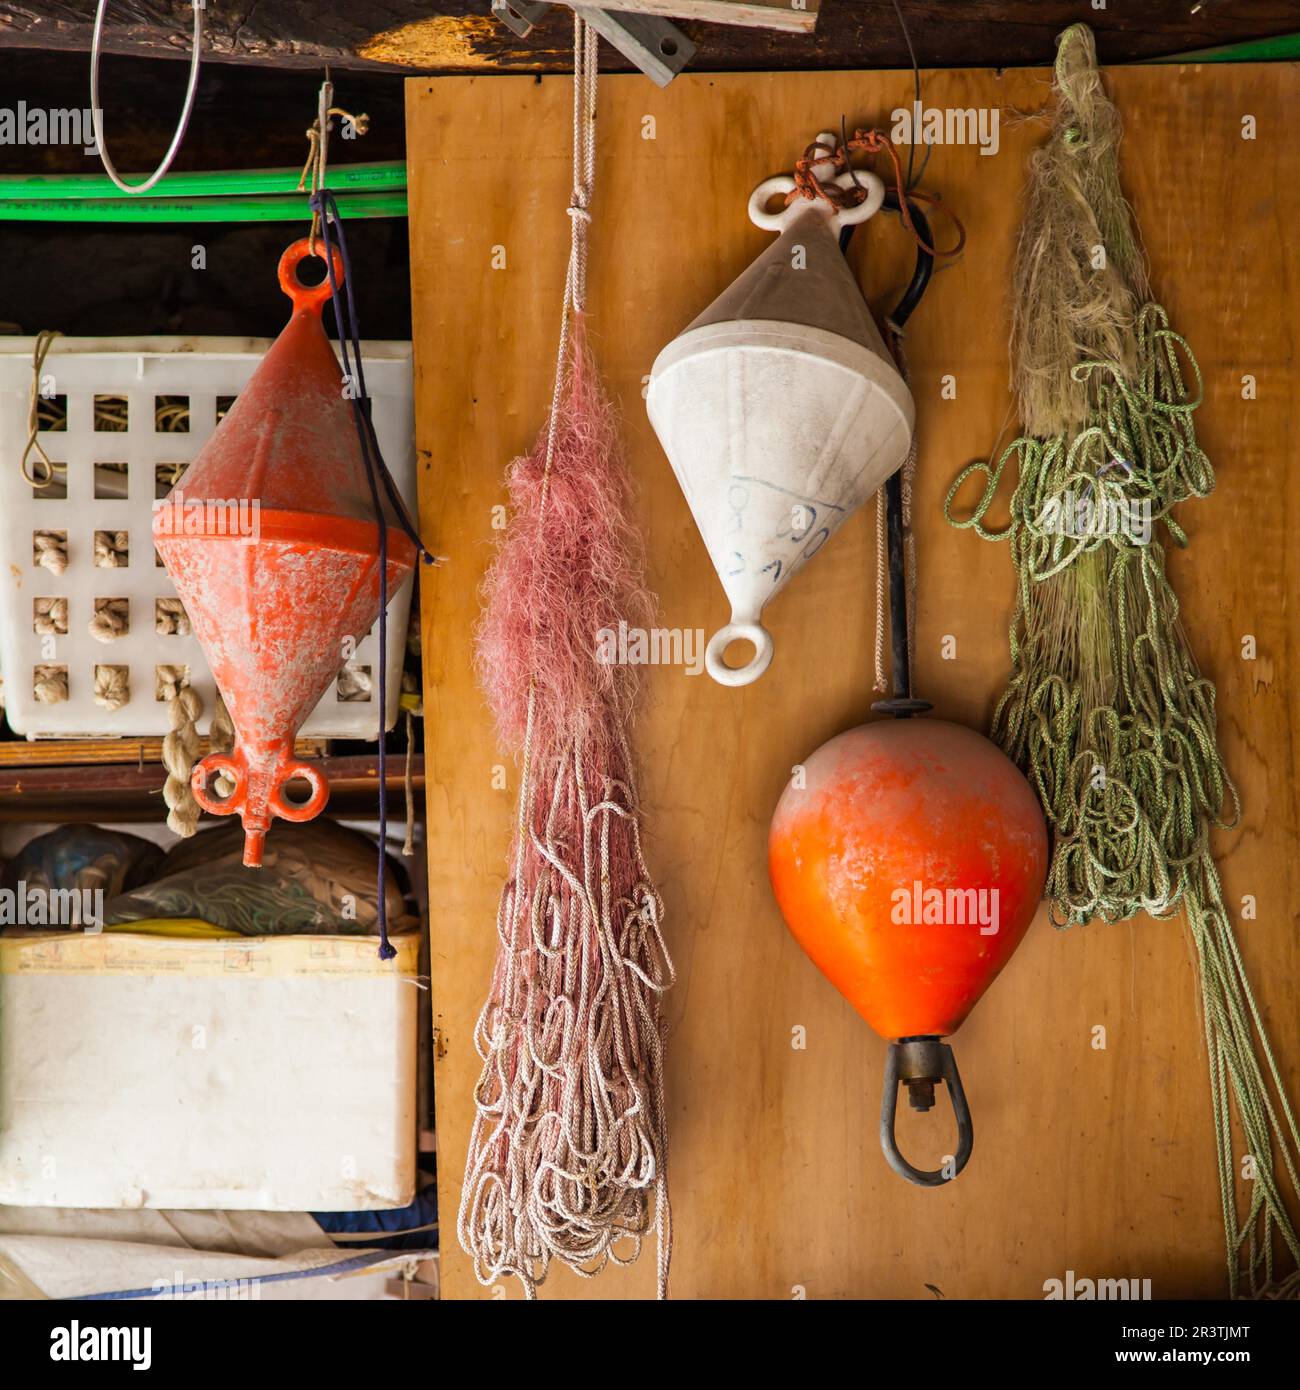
[947,303,1300,1295]
[946,306,1234,928]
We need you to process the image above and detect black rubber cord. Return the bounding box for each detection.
[840,194,936,717]
[840,193,934,329]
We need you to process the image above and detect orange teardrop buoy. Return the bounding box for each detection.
[153,239,416,868]
[769,718,1047,1184]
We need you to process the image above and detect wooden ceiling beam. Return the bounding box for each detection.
[0,0,1297,75]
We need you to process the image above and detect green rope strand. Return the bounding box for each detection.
[945,304,1300,1298]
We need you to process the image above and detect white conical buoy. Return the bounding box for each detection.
[647,132,915,686]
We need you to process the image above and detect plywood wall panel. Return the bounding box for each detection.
[407,65,1300,1300]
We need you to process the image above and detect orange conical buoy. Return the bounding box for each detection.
[153,239,416,866]
[770,720,1046,1039]
[769,719,1047,1183]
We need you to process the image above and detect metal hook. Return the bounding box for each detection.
[879,1036,974,1187]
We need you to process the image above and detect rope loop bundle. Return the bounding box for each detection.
[459,13,673,1299]
[951,312,1245,934]
[944,315,1241,930]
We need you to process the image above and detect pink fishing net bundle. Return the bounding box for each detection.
[460,318,674,1298]
[476,320,650,762]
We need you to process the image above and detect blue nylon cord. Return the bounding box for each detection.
[310,188,435,961]
[69,1248,417,1300]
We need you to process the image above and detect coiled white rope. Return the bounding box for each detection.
[34,664,68,705]
[93,530,129,567]
[89,595,129,644]
[155,596,190,636]
[33,596,67,637]
[33,531,68,575]
[157,664,201,836]
[93,663,128,711]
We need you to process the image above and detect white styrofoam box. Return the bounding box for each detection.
[0,929,419,1210]
[0,335,417,738]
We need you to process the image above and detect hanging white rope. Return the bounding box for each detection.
[90,0,204,195]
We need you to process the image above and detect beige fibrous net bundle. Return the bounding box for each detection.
[945,23,1300,1297]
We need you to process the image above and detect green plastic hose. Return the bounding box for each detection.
[0,190,408,223]
[0,161,406,202]
[1148,32,1300,63]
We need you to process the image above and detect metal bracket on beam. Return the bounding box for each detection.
[490,0,696,87]
[492,0,552,37]
[581,9,695,87]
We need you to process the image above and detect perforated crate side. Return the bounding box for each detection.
[0,337,417,740]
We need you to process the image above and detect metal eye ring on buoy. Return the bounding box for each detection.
[880,1037,974,1187]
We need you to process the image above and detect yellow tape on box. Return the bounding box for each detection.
[0,926,421,978]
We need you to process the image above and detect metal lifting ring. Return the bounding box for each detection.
[90,0,204,195]
[880,1037,974,1187]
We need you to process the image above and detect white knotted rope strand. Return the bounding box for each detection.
[157,663,202,836]
[93,663,128,711]
[458,14,674,1300]
[209,694,237,798]
[34,663,68,705]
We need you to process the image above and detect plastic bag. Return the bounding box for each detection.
[104,818,415,936]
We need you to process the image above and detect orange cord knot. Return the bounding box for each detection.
[785,127,966,261]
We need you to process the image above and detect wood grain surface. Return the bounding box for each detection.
[408,65,1299,1300]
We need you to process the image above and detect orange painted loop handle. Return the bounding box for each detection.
[190,750,329,822]
[277,237,345,316]
[191,751,243,817]
[269,760,330,822]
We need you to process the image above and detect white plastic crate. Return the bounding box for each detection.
[0,335,417,738]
